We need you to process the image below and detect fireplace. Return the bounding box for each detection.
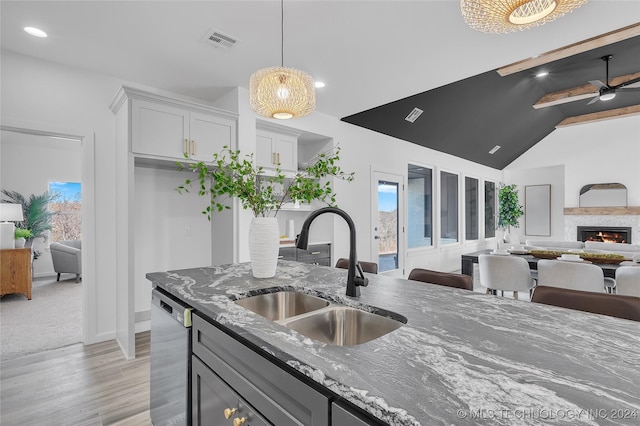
[577,226,631,244]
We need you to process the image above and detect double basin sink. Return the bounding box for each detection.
[234,290,406,346]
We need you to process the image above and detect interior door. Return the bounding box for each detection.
[371,172,404,276]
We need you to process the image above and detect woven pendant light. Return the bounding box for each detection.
[461,0,588,34]
[249,0,315,119]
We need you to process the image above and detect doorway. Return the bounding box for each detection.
[0,127,89,358]
[371,171,404,276]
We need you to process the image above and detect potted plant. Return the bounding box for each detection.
[498,183,524,246]
[14,228,32,248]
[1,190,58,259]
[177,145,354,278]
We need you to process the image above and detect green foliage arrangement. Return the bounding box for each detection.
[14,228,33,239]
[1,190,59,259]
[176,146,354,219]
[498,183,523,230]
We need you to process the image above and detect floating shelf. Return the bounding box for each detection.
[564,207,640,215]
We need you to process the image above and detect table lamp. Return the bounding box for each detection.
[0,203,24,249]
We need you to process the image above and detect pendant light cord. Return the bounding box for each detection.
[280,0,284,67]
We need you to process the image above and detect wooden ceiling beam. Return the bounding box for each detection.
[533,71,640,109]
[497,23,640,77]
[555,104,640,128]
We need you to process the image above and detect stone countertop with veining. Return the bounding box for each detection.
[147,261,640,426]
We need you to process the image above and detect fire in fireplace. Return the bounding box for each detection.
[577,226,631,244]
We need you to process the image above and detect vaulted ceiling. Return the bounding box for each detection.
[1,1,639,169]
[342,29,640,169]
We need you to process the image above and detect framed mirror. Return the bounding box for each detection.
[579,183,627,207]
[525,184,551,236]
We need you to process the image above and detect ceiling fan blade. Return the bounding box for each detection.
[586,96,600,105]
[617,87,640,93]
[613,76,640,89]
[589,80,608,89]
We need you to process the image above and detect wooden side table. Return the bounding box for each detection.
[0,247,32,300]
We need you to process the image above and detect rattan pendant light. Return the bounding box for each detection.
[249,0,315,119]
[461,0,588,33]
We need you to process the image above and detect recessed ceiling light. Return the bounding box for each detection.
[536,71,549,78]
[488,145,501,154]
[24,27,47,38]
[314,81,326,88]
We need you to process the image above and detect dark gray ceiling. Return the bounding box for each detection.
[341,35,640,170]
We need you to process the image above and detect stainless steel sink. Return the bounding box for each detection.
[234,291,329,321]
[283,306,404,346]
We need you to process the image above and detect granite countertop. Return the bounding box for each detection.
[147,261,640,426]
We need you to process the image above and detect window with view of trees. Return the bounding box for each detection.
[485,181,496,238]
[407,164,433,248]
[440,171,459,244]
[49,182,82,241]
[465,177,479,240]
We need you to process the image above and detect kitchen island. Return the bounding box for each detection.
[147,261,640,425]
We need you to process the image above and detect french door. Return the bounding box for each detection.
[371,172,404,276]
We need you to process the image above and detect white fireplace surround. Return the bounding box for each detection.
[564,215,640,244]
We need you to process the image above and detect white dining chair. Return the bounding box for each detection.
[478,254,536,300]
[537,259,606,293]
[615,266,640,297]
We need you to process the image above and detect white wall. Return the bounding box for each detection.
[0,130,82,276]
[504,165,565,242]
[506,116,640,207]
[1,50,120,342]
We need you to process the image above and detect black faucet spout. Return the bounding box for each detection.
[296,207,368,297]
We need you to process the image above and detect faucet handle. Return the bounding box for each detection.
[354,264,369,287]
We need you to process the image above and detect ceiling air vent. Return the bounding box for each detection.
[202,29,238,49]
[405,107,423,123]
[488,145,501,155]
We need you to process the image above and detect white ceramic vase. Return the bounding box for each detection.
[248,217,280,278]
[14,237,26,248]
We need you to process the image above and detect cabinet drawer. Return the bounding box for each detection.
[192,313,329,426]
[192,356,270,426]
[278,247,297,261]
[332,401,385,426]
[297,244,331,262]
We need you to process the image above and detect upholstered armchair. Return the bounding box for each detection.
[50,240,82,283]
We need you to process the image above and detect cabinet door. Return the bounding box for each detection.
[256,130,276,169]
[131,99,189,158]
[274,134,297,172]
[192,356,271,426]
[332,402,382,426]
[189,112,235,162]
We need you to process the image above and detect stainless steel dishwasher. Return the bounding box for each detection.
[150,287,192,426]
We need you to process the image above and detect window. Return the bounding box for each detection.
[440,171,458,244]
[407,165,432,248]
[484,181,496,238]
[49,182,82,241]
[465,177,479,240]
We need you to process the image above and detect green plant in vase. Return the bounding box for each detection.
[498,183,523,245]
[14,228,32,248]
[176,145,354,278]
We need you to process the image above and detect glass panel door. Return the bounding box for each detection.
[371,172,404,276]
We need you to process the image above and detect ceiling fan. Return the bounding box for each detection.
[587,55,640,105]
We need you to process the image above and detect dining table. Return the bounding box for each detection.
[461,249,620,283]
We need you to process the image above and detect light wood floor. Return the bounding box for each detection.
[1,332,152,426]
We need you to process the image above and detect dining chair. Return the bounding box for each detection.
[615,266,640,297]
[407,268,473,291]
[335,258,378,274]
[536,259,606,293]
[478,254,536,300]
[531,285,640,322]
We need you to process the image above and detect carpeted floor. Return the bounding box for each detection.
[0,275,82,360]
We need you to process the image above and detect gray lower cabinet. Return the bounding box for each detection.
[332,402,384,426]
[192,312,331,426]
[279,243,331,267]
[192,356,270,426]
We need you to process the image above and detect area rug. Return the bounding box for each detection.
[0,276,82,360]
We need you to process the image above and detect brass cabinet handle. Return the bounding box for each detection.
[277,152,280,164]
[224,408,237,419]
[184,139,189,155]
[310,251,320,255]
[233,417,246,426]
[191,140,196,156]
[272,152,276,165]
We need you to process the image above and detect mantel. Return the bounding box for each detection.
[564,207,640,215]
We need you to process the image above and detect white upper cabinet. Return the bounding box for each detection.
[255,127,299,172]
[114,87,237,161]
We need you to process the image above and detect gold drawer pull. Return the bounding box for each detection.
[224,408,237,419]
[233,417,246,426]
